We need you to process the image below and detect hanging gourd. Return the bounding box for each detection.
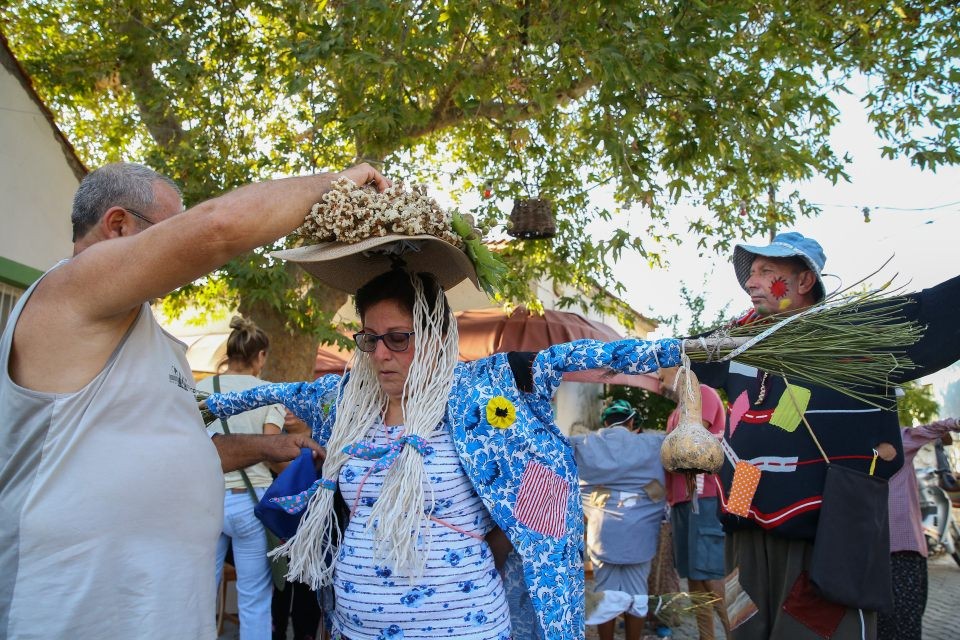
[660,367,723,474]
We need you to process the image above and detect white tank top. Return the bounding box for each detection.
[0,269,224,639]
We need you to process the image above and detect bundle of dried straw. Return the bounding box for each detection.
[682,286,922,406]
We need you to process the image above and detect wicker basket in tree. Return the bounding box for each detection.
[508,197,556,239]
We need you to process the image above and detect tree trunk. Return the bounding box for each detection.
[238,261,349,382]
[115,8,187,150]
[238,300,316,382]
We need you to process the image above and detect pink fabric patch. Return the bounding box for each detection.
[729,391,750,437]
[515,461,569,537]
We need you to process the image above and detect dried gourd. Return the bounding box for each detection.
[660,368,723,474]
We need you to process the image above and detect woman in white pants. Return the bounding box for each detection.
[197,316,286,639]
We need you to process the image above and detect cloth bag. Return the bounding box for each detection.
[808,463,892,612]
[254,447,318,540]
[779,378,892,612]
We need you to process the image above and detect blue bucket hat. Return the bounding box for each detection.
[733,232,827,302]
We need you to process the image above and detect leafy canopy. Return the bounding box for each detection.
[4,0,958,336]
[897,380,940,427]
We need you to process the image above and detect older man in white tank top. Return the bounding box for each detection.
[0,162,388,638]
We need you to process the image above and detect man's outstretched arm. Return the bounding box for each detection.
[11,164,388,394]
[212,432,325,473]
[65,164,389,322]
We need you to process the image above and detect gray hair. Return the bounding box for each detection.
[71,162,181,241]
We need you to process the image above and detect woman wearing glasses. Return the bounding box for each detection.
[201,184,684,640]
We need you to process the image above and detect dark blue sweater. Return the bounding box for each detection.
[692,274,960,541]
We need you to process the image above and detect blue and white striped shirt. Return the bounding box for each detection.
[333,421,511,640]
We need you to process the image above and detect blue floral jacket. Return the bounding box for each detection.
[206,337,681,640]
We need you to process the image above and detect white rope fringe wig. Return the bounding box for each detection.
[272,272,460,589]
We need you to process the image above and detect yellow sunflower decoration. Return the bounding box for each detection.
[486,396,517,429]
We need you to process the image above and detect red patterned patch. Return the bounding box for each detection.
[782,572,846,638]
[515,461,569,537]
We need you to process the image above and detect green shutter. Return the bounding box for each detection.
[0,256,44,288]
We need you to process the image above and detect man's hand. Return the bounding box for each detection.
[262,432,325,464]
[338,163,391,192]
[213,433,325,473]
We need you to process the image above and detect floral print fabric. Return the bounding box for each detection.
[205,337,682,640]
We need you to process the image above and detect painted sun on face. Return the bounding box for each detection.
[770,276,789,299]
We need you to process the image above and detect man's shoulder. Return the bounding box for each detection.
[10,269,145,393]
[10,263,84,343]
[596,425,630,438]
[601,426,664,443]
[20,257,140,324]
[635,430,666,443]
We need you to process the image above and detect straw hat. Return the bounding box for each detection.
[271,234,480,294]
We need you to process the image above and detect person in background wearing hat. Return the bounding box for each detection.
[571,399,668,640]
[0,161,386,638]
[690,232,960,640]
[201,179,691,640]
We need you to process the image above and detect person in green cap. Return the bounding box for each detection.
[572,399,668,640]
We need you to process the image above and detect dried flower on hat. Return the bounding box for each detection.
[297,178,506,296]
[297,178,463,247]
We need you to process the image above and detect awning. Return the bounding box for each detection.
[315,306,660,391]
[315,339,354,376]
[455,307,620,358]
[178,333,229,374]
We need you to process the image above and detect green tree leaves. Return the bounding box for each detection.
[898,380,940,427]
[4,1,958,376]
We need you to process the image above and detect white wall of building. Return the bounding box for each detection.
[1,46,79,275]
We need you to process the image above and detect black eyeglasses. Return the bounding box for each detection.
[353,331,415,353]
[122,207,155,227]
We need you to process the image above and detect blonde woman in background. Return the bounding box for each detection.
[197,316,287,639]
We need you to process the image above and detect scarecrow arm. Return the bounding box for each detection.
[204,376,341,437]
[681,335,750,356]
[530,338,683,402]
[681,335,753,388]
[898,273,960,382]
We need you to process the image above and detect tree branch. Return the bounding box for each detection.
[115,8,186,149]
[409,75,596,139]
